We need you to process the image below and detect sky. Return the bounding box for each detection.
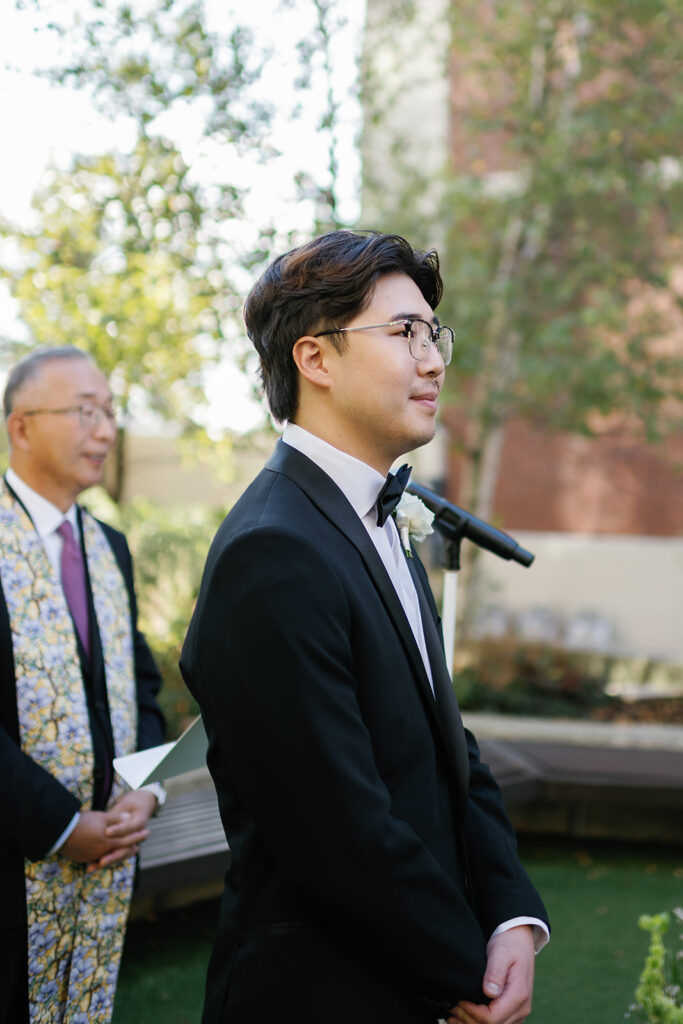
[0,0,365,433]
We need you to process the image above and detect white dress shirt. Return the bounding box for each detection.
[281,426,549,952]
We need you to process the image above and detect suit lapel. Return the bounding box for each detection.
[406,549,470,813]
[266,442,436,712]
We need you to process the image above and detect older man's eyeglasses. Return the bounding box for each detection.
[20,403,118,428]
[314,318,454,366]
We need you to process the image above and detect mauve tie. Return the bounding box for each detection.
[57,520,90,657]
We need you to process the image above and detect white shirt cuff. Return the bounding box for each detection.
[140,782,166,814]
[48,812,81,855]
[490,917,550,953]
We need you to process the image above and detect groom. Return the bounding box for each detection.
[180,230,549,1023]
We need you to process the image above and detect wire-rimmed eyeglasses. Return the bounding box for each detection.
[19,402,118,429]
[315,318,454,366]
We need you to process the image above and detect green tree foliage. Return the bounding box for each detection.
[1,0,279,497]
[361,0,683,637]
[288,0,352,231]
[1,135,241,497]
[364,0,683,517]
[3,137,237,420]
[13,0,270,143]
[2,1,360,500]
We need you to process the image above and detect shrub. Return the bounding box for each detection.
[626,910,683,1023]
[453,638,615,718]
[83,489,225,738]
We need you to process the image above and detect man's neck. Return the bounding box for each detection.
[282,423,390,523]
[6,465,75,516]
[289,417,393,476]
[7,461,75,513]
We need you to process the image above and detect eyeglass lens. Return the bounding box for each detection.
[408,321,453,366]
[79,403,117,426]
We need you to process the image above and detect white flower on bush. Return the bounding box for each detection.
[394,493,434,557]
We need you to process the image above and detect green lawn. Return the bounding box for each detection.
[113,839,683,1024]
[113,898,217,1024]
[523,841,682,1023]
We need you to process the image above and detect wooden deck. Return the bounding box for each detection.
[137,784,229,898]
[133,718,683,912]
[478,735,683,844]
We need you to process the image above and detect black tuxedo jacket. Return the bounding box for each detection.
[180,441,547,1023]
[0,508,165,933]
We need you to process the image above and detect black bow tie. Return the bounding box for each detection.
[376,464,412,527]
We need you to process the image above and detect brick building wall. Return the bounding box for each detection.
[446,420,683,537]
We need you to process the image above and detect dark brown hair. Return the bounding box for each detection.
[243,229,443,422]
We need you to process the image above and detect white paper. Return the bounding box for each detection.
[113,715,208,788]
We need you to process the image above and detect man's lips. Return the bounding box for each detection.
[411,389,439,405]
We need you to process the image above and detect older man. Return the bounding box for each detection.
[0,347,165,1024]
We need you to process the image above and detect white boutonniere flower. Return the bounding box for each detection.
[394,493,434,558]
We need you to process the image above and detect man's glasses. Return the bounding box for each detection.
[315,318,454,366]
[20,403,118,428]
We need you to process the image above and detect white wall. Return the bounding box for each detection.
[469,532,683,664]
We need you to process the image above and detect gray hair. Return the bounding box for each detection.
[3,346,93,418]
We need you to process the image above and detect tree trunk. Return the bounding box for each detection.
[104,426,126,505]
[453,216,524,638]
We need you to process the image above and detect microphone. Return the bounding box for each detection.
[406,481,534,567]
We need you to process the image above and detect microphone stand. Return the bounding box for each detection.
[406,482,535,679]
[434,517,466,681]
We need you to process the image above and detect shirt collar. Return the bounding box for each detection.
[282,423,386,521]
[5,467,79,540]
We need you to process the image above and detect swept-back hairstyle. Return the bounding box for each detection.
[243,229,443,422]
[3,346,92,419]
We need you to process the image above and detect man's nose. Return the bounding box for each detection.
[92,410,118,442]
[419,339,445,376]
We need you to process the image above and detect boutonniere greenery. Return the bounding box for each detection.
[393,493,434,558]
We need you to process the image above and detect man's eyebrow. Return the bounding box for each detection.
[392,312,440,327]
[73,391,112,400]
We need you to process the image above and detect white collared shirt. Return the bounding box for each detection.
[6,467,80,577]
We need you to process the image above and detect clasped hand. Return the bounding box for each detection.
[60,790,158,871]
[447,925,536,1024]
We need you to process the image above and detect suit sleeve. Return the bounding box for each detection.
[183,526,494,1012]
[102,523,165,750]
[0,727,81,861]
[0,524,165,861]
[463,730,548,935]
[0,591,80,861]
[411,552,549,938]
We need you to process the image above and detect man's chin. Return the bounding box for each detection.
[79,468,106,492]
[407,423,437,452]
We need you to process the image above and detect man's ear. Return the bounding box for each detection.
[292,335,333,390]
[5,412,31,453]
